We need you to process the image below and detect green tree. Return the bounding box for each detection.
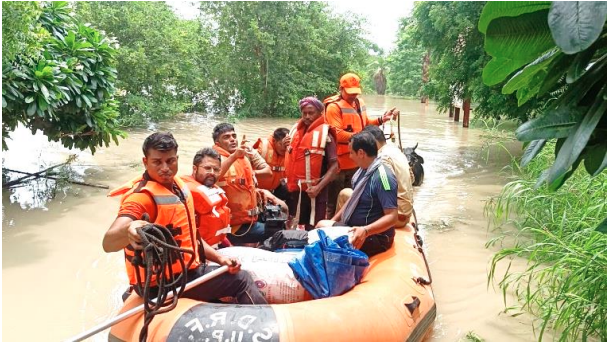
[200,1,372,118]
[386,18,424,97]
[2,1,124,153]
[403,1,540,121]
[2,2,42,64]
[76,1,212,126]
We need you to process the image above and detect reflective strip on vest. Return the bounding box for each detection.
[215,227,231,236]
[319,124,329,149]
[271,166,286,171]
[153,194,183,205]
[341,108,358,114]
[311,131,319,148]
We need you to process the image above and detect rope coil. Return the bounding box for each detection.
[131,223,195,342]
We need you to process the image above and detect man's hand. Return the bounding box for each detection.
[348,226,367,249]
[233,146,246,158]
[315,219,336,228]
[306,184,321,198]
[219,256,241,274]
[283,135,292,146]
[382,107,399,123]
[127,220,149,250]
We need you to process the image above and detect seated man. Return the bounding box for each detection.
[181,147,232,249]
[362,125,414,226]
[316,131,398,257]
[212,123,287,245]
[254,127,290,201]
[104,132,266,304]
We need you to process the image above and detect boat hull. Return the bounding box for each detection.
[109,225,436,341]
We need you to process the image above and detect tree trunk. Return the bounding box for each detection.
[374,70,387,95]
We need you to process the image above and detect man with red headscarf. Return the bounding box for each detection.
[284,97,339,229]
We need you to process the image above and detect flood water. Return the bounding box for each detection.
[2,95,543,342]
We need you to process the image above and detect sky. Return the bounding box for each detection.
[169,1,415,53]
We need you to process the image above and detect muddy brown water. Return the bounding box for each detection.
[2,96,545,342]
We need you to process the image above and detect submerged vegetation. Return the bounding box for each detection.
[485,142,607,341]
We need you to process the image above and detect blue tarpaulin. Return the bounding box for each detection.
[288,229,369,299]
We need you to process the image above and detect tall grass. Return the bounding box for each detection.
[485,141,607,341]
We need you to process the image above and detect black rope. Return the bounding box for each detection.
[411,207,433,286]
[131,223,195,342]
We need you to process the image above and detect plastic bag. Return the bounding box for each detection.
[288,229,369,299]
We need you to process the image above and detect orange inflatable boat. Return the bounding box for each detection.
[109,224,436,342]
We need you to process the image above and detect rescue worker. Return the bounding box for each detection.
[212,123,287,245]
[254,127,290,201]
[285,96,339,230]
[324,72,399,217]
[181,147,232,249]
[103,132,266,304]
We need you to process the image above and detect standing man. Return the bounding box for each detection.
[181,147,232,249]
[285,97,339,230]
[104,132,266,304]
[324,72,399,217]
[254,127,290,200]
[212,123,286,245]
[316,131,398,257]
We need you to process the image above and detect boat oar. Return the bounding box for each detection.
[66,265,229,342]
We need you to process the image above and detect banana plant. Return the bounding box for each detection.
[480,1,607,233]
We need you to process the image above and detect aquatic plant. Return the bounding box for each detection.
[486,143,607,341]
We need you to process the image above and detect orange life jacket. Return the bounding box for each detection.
[108,174,199,286]
[254,135,286,191]
[285,116,331,192]
[213,144,259,229]
[181,175,231,248]
[324,95,369,170]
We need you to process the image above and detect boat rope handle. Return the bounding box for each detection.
[410,207,433,286]
[404,296,421,315]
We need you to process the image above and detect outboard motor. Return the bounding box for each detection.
[403,143,425,186]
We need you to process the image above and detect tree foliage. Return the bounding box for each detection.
[2,2,42,64]
[75,1,212,126]
[392,1,541,121]
[2,1,124,153]
[386,18,424,97]
[480,1,607,196]
[200,1,372,118]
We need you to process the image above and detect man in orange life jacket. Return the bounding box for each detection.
[254,127,290,201]
[181,147,232,249]
[285,96,339,230]
[103,132,266,304]
[212,123,287,245]
[324,72,399,218]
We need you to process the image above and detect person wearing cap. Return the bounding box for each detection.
[323,72,399,218]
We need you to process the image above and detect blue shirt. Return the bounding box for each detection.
[346,164,398,235]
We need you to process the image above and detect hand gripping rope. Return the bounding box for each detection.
[131,223,195,342]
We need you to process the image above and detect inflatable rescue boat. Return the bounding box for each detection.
[109,224,436,341]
